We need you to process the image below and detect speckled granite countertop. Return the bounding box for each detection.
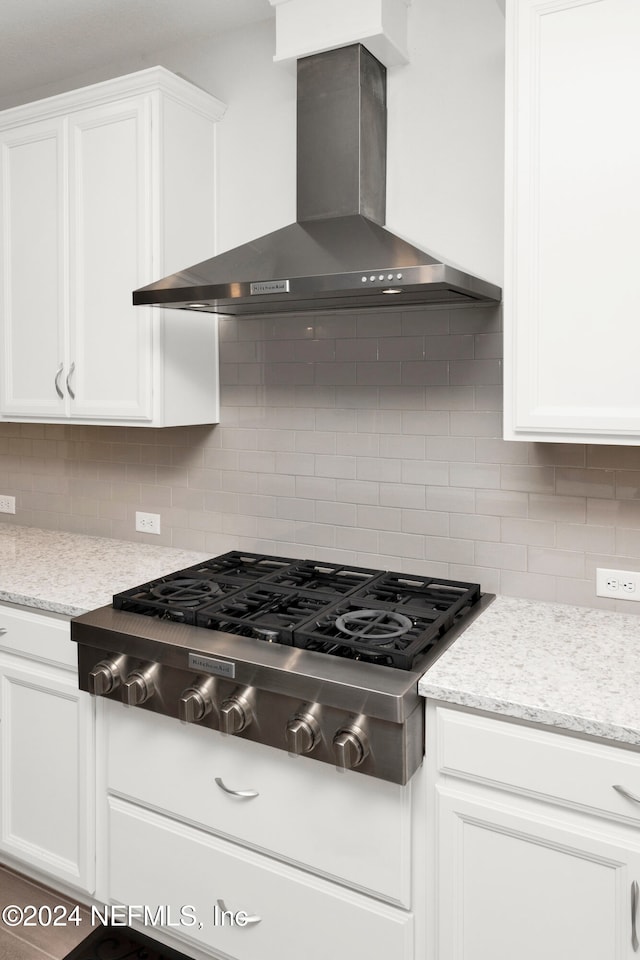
[0,524,213,616]
[419,595,640,747]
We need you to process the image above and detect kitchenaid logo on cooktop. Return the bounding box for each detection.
[188,653,235,679]
[250,279,290,295]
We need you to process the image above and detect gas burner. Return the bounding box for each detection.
[353,572,481,621]
[150,579,223,606]
[113,571,250,623]
[187,551,296,582]
[265,560,380,595]
[294,591,479,670]
[197,584,343,643]
[334,609,414,644]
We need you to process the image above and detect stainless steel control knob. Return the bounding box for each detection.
[179,681,215,724]
[219,691,253,735]
[88,658,123,696]
[122,668,156,706]
[286,714,320,755]
[333,724,369,770]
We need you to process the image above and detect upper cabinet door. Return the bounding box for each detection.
[0,118,67,418]
[68,96,153,421]
[504,0,640,443]
[0,68,224,427]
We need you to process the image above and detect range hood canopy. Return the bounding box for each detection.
[133,44,501,317]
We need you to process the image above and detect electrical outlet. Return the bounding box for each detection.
[0,495,16,514]
[135,511,161,535]
[596,567,640,601]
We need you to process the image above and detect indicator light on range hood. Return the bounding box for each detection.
[361,272,403,283]
[382,288,402,295]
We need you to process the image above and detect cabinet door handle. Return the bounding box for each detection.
[54,363,64,399]
[0,627,6,636]
[66,361,76,399]
[216,899,261,926]
[613,784,640,806]
[214,777,258,799]
[632,881,639,951]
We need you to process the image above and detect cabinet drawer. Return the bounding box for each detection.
[0,604,74,669]
[105,704,412,906]
[108,797,414,960]
[434,704,640,822]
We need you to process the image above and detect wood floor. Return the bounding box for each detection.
[0,865,91,960]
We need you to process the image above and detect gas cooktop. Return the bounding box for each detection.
[72,551,492,783]
[112,551,482,672]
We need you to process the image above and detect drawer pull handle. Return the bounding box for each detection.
[633,881,639,951]
[214,777,258,799]
[0,628,6,636]
[614,784,640,806]
[216,899,261,926]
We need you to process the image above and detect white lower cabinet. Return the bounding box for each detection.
[0,603,94,892]
[105,704,411,906]
[108,797,413,960]
[99,700,422,960]
[427,702,640,959]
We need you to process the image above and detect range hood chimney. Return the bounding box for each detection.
[133,44,501,316]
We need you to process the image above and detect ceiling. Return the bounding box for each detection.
[0,0,274,101]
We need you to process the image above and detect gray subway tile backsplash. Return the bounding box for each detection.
[2,303,640,613]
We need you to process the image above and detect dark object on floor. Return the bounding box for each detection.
[62,924,195,960]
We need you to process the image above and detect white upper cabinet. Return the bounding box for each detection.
[504,0,640,443]
[0,68,225,427]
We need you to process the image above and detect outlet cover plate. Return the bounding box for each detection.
[135,511,161,535]
[596,567,640,601]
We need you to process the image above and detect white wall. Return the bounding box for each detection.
[387,0,505,284]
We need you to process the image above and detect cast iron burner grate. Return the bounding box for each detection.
[293,599,442,668]
[196,583,343,643]
[185,550,296,581]
[334,608,414,641]
[112,552,296,623]
[293,571,481,670]
[352,571,481,620]
[111,554,482,670]
[113,574,248,623]
[150,579,224,606]
[263,559,380,595]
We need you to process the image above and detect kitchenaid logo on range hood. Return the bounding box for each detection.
[250,279,290,295]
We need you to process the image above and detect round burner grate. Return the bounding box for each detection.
[150,579,223,606]
[334,609,413,644]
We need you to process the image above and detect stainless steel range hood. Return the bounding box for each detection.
[133,44,501,317]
